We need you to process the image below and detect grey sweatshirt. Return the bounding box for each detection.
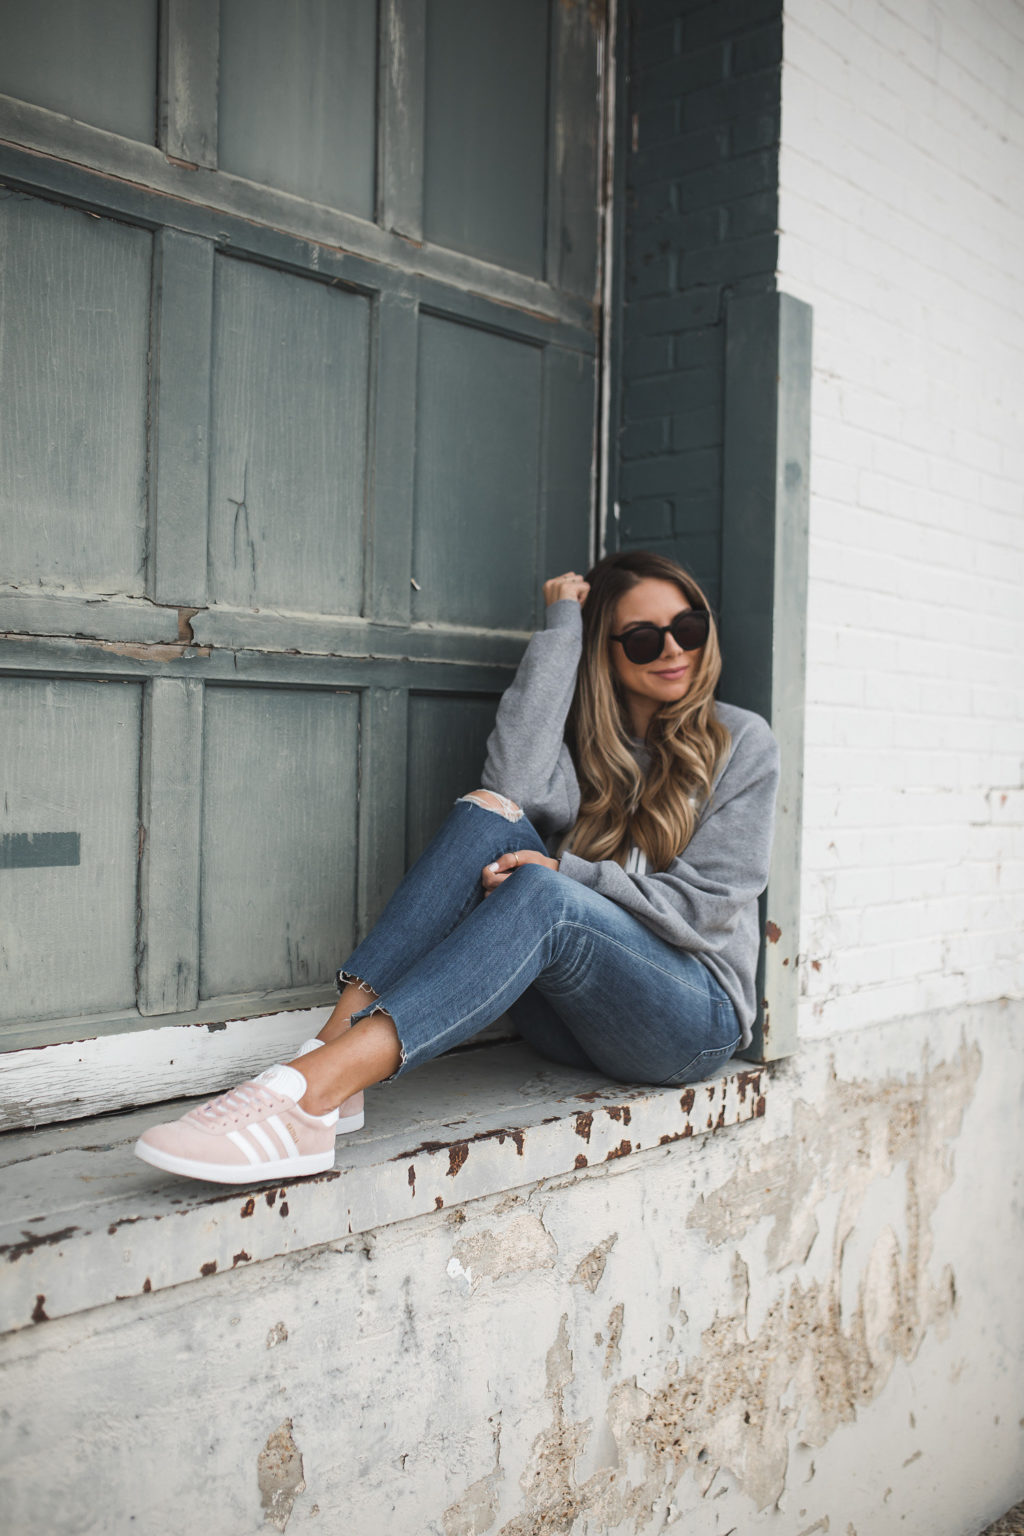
[480,598,780,1046]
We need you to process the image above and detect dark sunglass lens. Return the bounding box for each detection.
[623,626,662,664]
[671,611,709,651]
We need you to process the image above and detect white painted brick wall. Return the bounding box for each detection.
[778,0,1024,1036]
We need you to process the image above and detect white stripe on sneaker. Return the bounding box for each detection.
[267,1115,300,1160]
[226,1129,262,1165]
[247,1123,281,1161]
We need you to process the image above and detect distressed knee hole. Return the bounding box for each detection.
[457,789,523,823]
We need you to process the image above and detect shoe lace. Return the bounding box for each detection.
[194,1082,274,1125]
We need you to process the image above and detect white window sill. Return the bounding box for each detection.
[0,1042,769,1337]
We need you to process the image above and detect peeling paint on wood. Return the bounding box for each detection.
[0,1043,767,1334]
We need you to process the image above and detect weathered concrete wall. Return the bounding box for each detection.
[3,1000,1020,1535]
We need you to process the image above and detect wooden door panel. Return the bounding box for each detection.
[0,678,142,1022]
[406,693,502,865]
[423,0,550,277]
[197,685,360,999]
[218,0,378,217]
[0,0,158,143]
[412,316,544,632]
[0,193,151,593]
[207,256,371,616]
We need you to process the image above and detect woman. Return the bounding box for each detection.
[135,550,779,1184]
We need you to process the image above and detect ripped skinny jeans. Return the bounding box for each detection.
[336,798,742,1087]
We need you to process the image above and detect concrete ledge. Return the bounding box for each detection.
[0,1042,768,1337]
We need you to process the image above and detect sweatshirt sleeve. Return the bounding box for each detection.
[556,709,780,957]
[479,599,583,835]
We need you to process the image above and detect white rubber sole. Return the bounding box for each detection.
[335,1107,365,1136]
[133,1138,336,1185]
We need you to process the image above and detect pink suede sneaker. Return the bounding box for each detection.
[335,1091,364,1135]
[134,1078,337,1184]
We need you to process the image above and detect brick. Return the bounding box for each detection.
[633,0,705,27]
[782,16,853,102]
[682,69,781,132]
[679,230,777,284]
[633,177,677,224]
[671,404,720,450]
[619,498,675,541]
[677,149,777,210]
[672,324,721,369]
[730,108,781,155]
[623,334,674,377]
[630,125,726,183]
[722,188,778,238]
[635,98,680,147]
[629,210,721,265]
[626,251,676,297]
[625,362,720,419]
[668,527,721,581]
[634,43,726,105]
[673,445,720,491]
[726,271,776,300]
[730,22,783,75]
[632,18,681,70]
[620,418,671,459]
[625,286,722,336]
[673,489,725,533]
[683,0,783,51]
[620,448,718,499]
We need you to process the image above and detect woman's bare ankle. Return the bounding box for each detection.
[290,1012,401,1115]
[316,978,381,1047]
[316,1016,351,1046]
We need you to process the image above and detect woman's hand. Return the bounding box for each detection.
[481,849,560,895]
[543,571,589,607]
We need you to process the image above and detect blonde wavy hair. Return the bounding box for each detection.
[564,550,731,871]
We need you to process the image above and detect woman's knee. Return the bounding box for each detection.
[498,859,569,917]
[457,788,524,823]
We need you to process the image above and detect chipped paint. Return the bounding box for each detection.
[1,1226,79,1261]
[452,1215,557,1290]
[496,1314,590,1536]
[475,1036,985,1522]
[1,1017,1017,1536]
[394,1124,528,1164]
[571,1234,617,1293]
[257,1419,305,1532]
[443,1428,503,1536]
[0,1049,769,1335]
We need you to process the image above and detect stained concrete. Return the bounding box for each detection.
[982,1503,1024,1536]
[0,1043,765,1334]
[0,1001,1021,1535]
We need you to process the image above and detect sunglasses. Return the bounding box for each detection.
[610,608,710,666]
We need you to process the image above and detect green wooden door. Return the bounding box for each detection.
[0,1,605,1073]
